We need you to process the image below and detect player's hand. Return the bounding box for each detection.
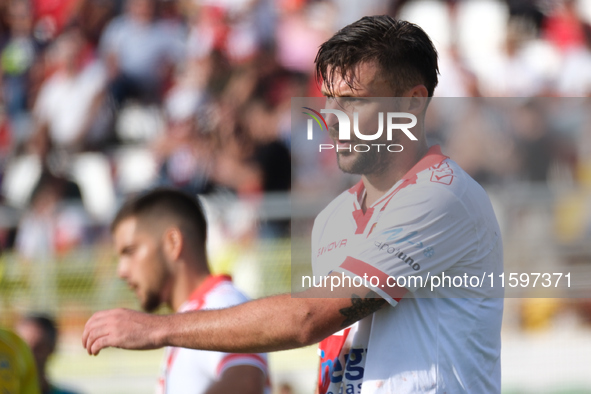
[82,308,166,355]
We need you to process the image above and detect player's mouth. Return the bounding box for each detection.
[336,139,351,149]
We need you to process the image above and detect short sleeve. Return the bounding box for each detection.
[334,188,477,306]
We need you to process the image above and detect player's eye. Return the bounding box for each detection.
[121,246,136,255]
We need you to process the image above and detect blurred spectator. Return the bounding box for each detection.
[441,100,519,184]
[492,20,546,96]
[1,0,42,144]
[0,105,11,159]
[0,327,40,393]
[556,23,591,96]
[99,0,184,105]
[435,45,481,97]
[504,0,546,34]
[244,100,291,194]
[72,0,117,48]
[15,170,85,259]
[16,314,79,394]
[276,2,332,73]
[509,100,554,182]
[30,26,107,154]
[153,58,215,194]
[543,0,586,52]
[32,0,78,43]
[212,99,290,198]
[185,0,264,65]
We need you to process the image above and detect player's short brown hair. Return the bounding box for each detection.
[315,15,439,97]
[111,188,207,246]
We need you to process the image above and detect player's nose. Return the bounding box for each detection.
[322,101,340,125]
[117,258,130,279]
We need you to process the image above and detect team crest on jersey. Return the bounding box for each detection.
[429,161,454,185]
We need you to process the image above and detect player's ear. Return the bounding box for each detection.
[401,85,428,115]
[163,227,183,262]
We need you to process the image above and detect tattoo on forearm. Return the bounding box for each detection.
[339,291,386,328]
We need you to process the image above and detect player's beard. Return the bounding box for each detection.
[142,292,160,313]
[336,143,390,175]
[330,124,390,175]
[140,248,170,313]
[337,151,387,175]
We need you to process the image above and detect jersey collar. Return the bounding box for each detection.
[187,275,232,305]
[348,145,448,208]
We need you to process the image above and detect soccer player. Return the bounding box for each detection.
[0,327,41,394]
[104,189,269,393]
[83,16,503,393]
[16,314,79,394]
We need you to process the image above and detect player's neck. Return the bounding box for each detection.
[40,373,50,393]
[361,170,406,210]
[361,143,428,210]
[170,261,210,312]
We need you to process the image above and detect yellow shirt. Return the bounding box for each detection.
[0,328,40,394]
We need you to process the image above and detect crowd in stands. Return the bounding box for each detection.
[0,0,590,256]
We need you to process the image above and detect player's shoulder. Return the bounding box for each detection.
[0,328,37,377]
[415,157,466,192]
[406,157,498,230]
[0,328,28,355]
[412,157,486,203]
[202,280,249,310]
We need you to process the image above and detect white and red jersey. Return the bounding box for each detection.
[157,275,270,394]
[313,146,503,394]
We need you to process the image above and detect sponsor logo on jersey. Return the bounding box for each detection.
[317,239,348,257]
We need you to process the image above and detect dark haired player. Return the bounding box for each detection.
[17,314,79,394]
[102,188,269,393]
[83,16,503,393]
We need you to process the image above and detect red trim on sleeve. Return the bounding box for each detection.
[339,257,407,302]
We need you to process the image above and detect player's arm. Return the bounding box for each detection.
[82,278,389,355]
[205,365,266,394]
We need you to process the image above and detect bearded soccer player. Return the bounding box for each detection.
[107,189,269,394]
[83,16,503,393]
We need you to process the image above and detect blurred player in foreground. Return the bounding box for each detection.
[16,315,79,394]
[83,16,503,393]
[0,327,40,394]
[108,188,269,393]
